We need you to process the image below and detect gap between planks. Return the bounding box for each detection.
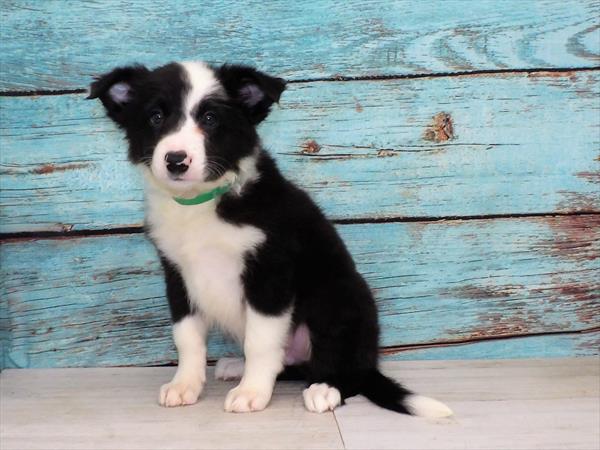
[1,211,599,242]
[1,359,598,450]
[1,66,599,97]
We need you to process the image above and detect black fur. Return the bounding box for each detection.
[88,63,189,164]
[90,61,419,415]
[160,256,192,323]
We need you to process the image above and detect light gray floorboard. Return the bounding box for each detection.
[1,359,598,450]
[0,367,343,450]
[335,359,600,450]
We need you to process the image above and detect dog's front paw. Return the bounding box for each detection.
[224,385,271,412]
[159,380,203,407]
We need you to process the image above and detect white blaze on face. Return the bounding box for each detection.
[151,61,222,191]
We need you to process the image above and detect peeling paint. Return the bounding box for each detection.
[441,284,524,300]
[354,97,363,113]
[423,112,454,142]
[576,171,600,184]
[301,140,321,154]
[527,70,578,81]
[376,149,397,157]
[31,163,90,175]
[536,215,600,261]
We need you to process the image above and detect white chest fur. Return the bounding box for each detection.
[145,186,265,340]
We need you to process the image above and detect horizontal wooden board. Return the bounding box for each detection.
[384,332,599,361]
[1,0,598,91]
[336,359,600,450]
[2,216,598,368]
[1,72,599,233]
[2,360,599,450]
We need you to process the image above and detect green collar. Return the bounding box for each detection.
[173,183,232,206]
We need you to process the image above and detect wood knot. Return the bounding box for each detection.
[423,112,454,142]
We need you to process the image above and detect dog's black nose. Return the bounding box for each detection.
[165,151,189,174]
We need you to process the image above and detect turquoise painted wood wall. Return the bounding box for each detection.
[1,0,599,368]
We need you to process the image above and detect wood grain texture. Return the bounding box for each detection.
[384,331,600,361]
[336,358,600,450]
[0,0,599,91]
[2,71,599,233]
[1,359,598,450]
[2,216,598,368]
[0,366,343,450]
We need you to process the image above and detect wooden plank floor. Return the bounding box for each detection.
[1,359,598,450]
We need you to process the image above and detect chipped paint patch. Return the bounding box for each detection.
[576,171,600,184]
[535,215,600,261]
[423,112,454,142]
[301,140,321,154]
[376,149,397,157]
[528,70,578,81]
[354,97,363,112]
[441,284,524,300]
[31,163,90,175]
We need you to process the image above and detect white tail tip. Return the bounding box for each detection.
[405,394,454,418]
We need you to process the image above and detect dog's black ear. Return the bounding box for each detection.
[87,65,150,125]
[217,64,286,124]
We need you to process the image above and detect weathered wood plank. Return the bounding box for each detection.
[1,0,598,91]
[0,366,344,450]
[2,216,598,368]
[336,359,600,450]
[2,72,599,233]
[1,360,598,450]
[384,332,599,361]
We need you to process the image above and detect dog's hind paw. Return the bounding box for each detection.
[303,383,341,413]
[215,357,245,380]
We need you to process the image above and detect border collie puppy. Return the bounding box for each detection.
[88,61,452,417]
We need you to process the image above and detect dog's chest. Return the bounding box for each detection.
[146,196,265,338]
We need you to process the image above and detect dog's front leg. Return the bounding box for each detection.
[159,313,208,407]
[224,306,290,412]
[158,257,207,407]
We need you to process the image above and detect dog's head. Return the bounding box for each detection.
[88,62,285,195]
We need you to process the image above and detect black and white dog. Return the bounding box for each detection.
[88,61,452,417]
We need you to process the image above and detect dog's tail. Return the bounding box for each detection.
[360,369,453,418]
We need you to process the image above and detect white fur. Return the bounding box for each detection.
[404,394,454,418]
[215,357,245,380]
[159,314,207,407]
[224,307,291,412]
[145,179,265,340]
[303,383,341,413]
[181,61,223,115]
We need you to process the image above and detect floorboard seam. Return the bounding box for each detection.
[332,409,347,450]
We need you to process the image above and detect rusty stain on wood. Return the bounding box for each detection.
[31,163,90,175]
[423,112,454,142]
[301,140,321,154]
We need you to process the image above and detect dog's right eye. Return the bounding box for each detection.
[149,109,164,127]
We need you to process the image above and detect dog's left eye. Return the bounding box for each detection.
[149,109,163,127]
[201,111,218,128]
